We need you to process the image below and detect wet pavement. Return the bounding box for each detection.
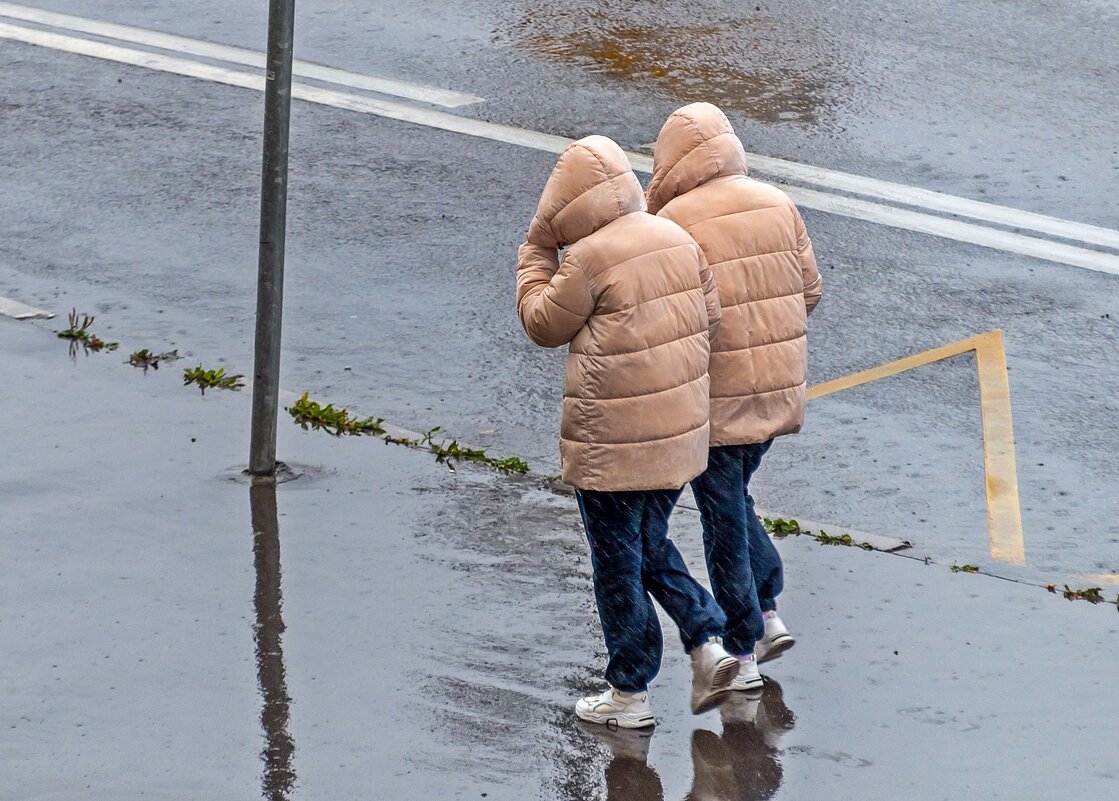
[3,23,1118,581]
[5,317,1118,799]
[3,1,1119,796]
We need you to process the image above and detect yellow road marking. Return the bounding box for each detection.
[808,330,1026,565]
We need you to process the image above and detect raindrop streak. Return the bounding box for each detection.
[250,479,297,800]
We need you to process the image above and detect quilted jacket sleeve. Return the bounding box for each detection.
[792,203,823,316]
[516,242,594,348]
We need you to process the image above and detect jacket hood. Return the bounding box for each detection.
[526,135,645,248]
[646,103,749,214]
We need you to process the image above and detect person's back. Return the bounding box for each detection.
[516,134,740,727]
[647,103,824,685]
[518,136,721,491]
[647,103,822,444]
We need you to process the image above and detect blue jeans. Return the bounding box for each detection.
[690,441,784,655]
[576,488,727,693]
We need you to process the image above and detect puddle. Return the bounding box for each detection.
[223,461,335,485]
[572,680,796,800]
[505,7,845,126]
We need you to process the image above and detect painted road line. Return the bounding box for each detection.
[740,153,1119,252]
[809,330,1026,565]
[3,21,1119,277]
[0,1,482,108]
[7,5,1116,254]
[0,294,54,319]
[746,182,1118,277]
[973,331,1026,566]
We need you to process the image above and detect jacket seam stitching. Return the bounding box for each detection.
[561,419,708,446]
[711,382,805,399]
[589,285,702,318]
[573,328,707,359]
[565,372,708,402]
[712,331,805,352]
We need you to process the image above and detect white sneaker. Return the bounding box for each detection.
[754,614,795,664]
[690,636,740,714]
[575,687,655,729]
[730,653,763,691]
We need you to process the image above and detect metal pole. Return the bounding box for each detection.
[249,0,296,476]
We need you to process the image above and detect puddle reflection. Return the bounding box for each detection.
[582,679,794,801]
[507,7,843,127]
[249,478,296,800]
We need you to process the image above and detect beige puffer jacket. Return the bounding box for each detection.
[647,103,823,447]
[517,135,722,492]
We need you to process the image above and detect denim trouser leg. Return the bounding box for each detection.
[742,440,784,612]
[691,445,765,654]
[637,489,727,652]
[577,488,726,693]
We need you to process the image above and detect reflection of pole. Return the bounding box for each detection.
[249,0,297,476]
[250,478,295,799]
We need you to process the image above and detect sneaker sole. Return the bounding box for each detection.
[575,708,656,729]
[756,635,795,664]
[691,656,741,714]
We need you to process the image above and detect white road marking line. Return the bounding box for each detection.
[781,186,1119,276]
[0,1,482,108]
[740,153,1119,252]
[3,20,1119,277]
[0,295,54,319]
[6,4,1116,253]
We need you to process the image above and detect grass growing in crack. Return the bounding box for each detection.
[491,455,531,475]
[183,365,244,394]
[1052,585,1106,603]
[288,393,531,475]
[128,348,179,373]
[815,530,874,550]
[57,309,118,355]
[763,517,801,536]
[950,563,981,573]
[287,392,385,436]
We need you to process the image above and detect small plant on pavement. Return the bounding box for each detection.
[57,309,118,355]
[128,348,179,373]
[286,392,385,436]
[815,530,874,550]
[286,392,530,475]
[490,455,531,475]
[950,563,981,573]
[1058,585,1105,603]
[763,517,801,536]
[183,365,244,394]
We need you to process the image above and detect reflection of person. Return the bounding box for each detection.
[647,103,823,686]
[516,135,740,727]
[689,679,796,801]
[581,679,795,801]
[578,723,664,801]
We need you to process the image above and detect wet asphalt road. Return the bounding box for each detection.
[3,0,1118,582]
[5,318,1118,800]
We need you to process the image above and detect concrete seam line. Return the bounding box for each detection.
[0,1,483,107]
[3,19,1118,275]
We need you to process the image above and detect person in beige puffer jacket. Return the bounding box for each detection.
[517,135,741,727]
[648,103,823,688]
